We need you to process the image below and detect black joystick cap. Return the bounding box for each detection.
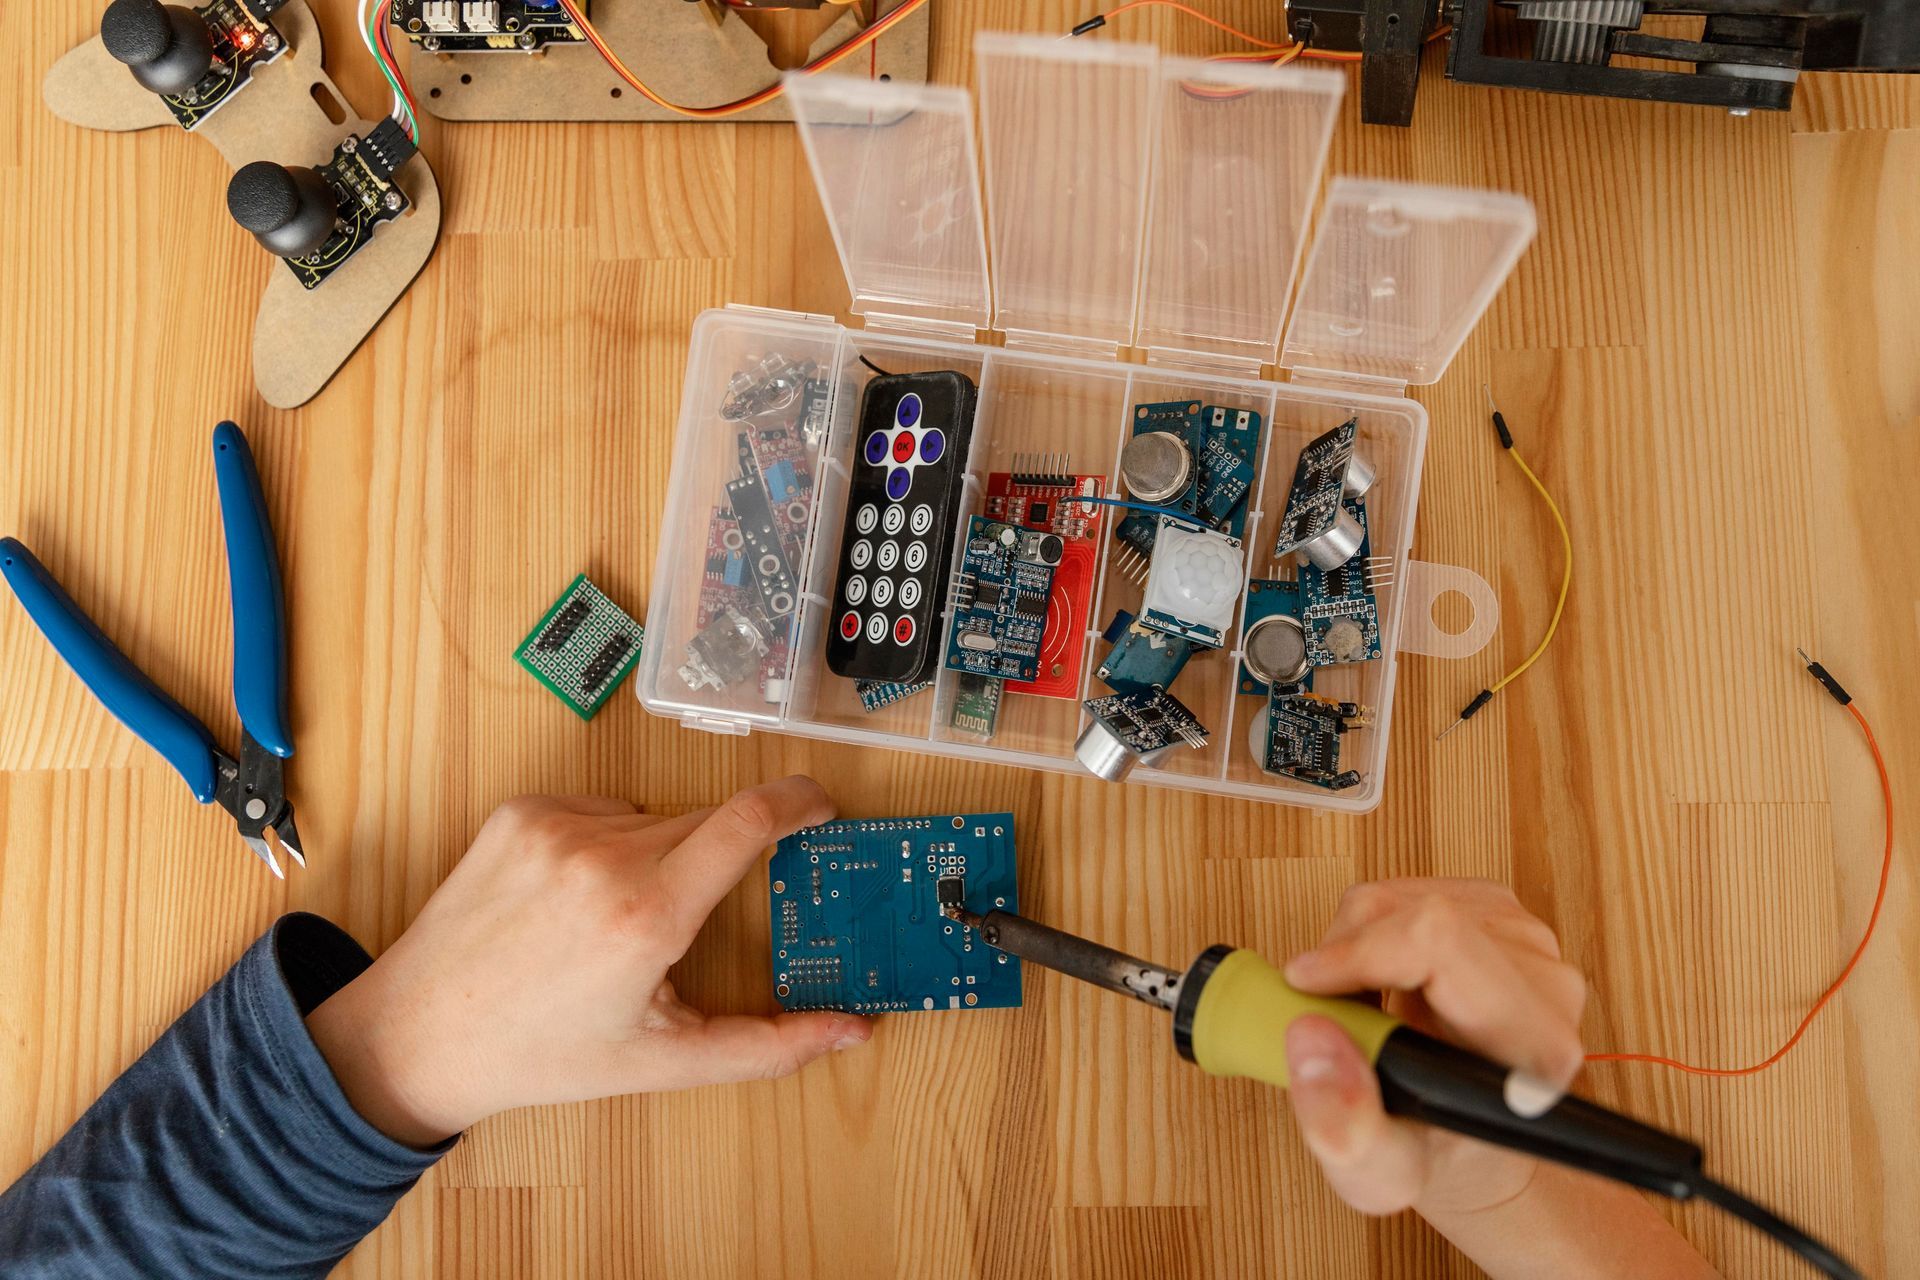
[102,0,215,95]
[101,0,173,64]
[228,161,338,259]
[228,161,300,232]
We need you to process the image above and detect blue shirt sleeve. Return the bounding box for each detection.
[0,913,453,1277]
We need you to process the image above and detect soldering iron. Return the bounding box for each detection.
[945,905,1863,1280]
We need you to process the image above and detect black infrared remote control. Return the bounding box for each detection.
[825,370,978,684]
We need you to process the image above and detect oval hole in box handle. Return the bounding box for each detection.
[309,81,347,127]
[1395,560,1499,659]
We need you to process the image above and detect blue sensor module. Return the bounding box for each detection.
[770,814,1023,1014]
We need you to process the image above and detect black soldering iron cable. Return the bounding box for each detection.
[1690,1177,1862,1280]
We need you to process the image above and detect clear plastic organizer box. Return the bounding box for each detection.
[636,34,1536,813]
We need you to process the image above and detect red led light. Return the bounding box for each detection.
[233,27,255,48]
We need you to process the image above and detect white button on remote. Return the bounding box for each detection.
[850,540,873,571]
[904,542,927,573]
[899,578,922,609]
[865,613,888,644]
[872,577,895,608]
[910,504,934,537]
[844,574,867,605]
[882,505,906,536]
[855,503,879,535]
[877,541,900,572]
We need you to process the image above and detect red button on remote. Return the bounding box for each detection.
[892,431,916,463]
[893,615,915,645]
[840,611,861,640]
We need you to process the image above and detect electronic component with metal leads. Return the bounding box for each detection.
[769,813,1022,1013]
[1140,522,1244,650]
[949,670,1004,738]
[1273,420,1368,571]
[725,471,797,621]
[945,518,1062,682]
[1096,609,1194,695]
[1120,423,1197,506]
[1196,405,1261,533]
[1251,690,1371,790]
[1075,688,1209,781]
[678,602,770,692]
[228,120,417,290]
[101,0,288,130]
[1300,499,1383,667]
[388,0,583,49]
[515,574,643,720]
[857,678,930,712]
[985,462,1105,699]
[1238,579,1311,695]
[1113,400,1205,577]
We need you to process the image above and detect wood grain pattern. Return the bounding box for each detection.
[3,2,1918,1277]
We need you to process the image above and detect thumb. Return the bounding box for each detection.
[1285,1015,1428,1216]
[659,1012,874,1087]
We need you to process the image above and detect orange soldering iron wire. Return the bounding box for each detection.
[1099,0,1289,48]
[1587,702,1895,1076]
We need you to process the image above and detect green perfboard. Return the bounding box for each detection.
[514,574,644,720]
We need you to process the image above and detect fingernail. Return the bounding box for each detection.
[1286,1016,1344,1085]
[1292,1046,1337,1084]
[827,1018,871,1051]
[1503,1070,1564,1119]
[1283,952,1319,985]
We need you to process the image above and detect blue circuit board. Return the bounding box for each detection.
[1259,690,1368,791]
[857,679,930,712]
[945,519,1060,682]
[1299,499,1382,667]
[1196,405,1262,534]
[1273,419,1358,560]
[1238,578,1312,697]
[1096,609,1194,694]
[1114,400,1206,562]
[769,815,1023,1014]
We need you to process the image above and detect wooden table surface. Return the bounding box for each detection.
[3,3,1916,1277]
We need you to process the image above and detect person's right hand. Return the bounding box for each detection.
[1280,877,1588,1219]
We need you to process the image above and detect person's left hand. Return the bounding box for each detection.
[306,776,872,1147]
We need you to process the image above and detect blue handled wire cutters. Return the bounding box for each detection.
[0,422,304,877]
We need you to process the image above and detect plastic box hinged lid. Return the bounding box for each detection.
[786,33,1537,382]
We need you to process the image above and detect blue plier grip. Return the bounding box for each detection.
[212,422,292,759]
[0,537,222,802]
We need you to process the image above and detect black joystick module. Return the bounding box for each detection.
[101,0,289,129]
[226,119,419,289]
[825,370,978,685]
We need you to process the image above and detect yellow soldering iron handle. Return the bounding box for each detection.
[1174,947,1400,1088]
